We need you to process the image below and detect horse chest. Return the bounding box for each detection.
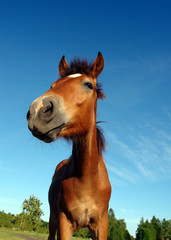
[62,179,99,228]
[69,198,99,228]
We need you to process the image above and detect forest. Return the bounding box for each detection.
[0,195,170,240]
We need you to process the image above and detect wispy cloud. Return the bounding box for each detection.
[106,117,171,182]
[133,54,171,83]
[164,109,171,121]
[120,208,135,214]
[0,162,17,173]
[107,132,155,180]
[107,164,138,183]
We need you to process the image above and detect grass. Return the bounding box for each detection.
[0,228,87,240]
[0,228,48,240]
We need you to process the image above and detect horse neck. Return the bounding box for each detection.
[71,121,100,179]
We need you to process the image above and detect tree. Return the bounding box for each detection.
[136,219,156,240]
[107,208,133,240]
[125,230,134,240]
[108,208,116,240]
[21,195,44,231]
[138,227,155,240]
[151,216,161,239]
[73,227,91,238]
[161,219,171,240]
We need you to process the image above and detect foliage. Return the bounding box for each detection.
[73,227,91,238]
[107,208,134,240]
[21,195,44,232]
[0,195,48,234]
[136,216,171,240]
[0,210,48,234]
[0,211,16,228]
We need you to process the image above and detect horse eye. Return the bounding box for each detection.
[84,82,93,90]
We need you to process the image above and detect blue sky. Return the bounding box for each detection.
[0,0,171,237]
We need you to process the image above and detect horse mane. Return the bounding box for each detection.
[59,58,105,99]
[59,58,93,77]
[96,125,106,154]
[71,125,105,157]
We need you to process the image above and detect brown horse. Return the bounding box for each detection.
[27,52,111,240]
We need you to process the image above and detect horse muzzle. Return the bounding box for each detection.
[27,95,68,143]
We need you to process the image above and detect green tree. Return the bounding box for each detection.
[114,219,127,240]
[138,227,155,240]
[151,216,161,239]
[73,227,91,238]
[161,219,171,240]
[125,229,134,240]
[136,219,156,240]
[108,208,116,240]
[107,208,133,240]
[21,195,44,231]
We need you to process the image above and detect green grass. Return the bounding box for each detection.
[0,228,87,240]
[0,228,48,240]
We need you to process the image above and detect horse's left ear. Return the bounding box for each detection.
[92,52,104,78]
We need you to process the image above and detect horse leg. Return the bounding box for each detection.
[98,211,108,240]
[57,212,73,240]
[48,213,58,240]
[90,212,108,240]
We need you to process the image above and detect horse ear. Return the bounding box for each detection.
[92,52,104,78]
[59,56,69,76]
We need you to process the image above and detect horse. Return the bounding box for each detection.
[27,52,111,240]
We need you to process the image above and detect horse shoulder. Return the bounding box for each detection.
[55,159,69,173]
[51,159,69,182]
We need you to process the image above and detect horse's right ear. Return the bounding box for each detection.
[59,56,69,77]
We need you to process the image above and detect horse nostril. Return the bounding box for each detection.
[27,110,30,120]
[41,101,54,119]
[43,101,53,113]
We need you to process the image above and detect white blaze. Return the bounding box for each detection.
[67,73,82,78]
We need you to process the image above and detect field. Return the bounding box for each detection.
[0,228,85,240]
[0,228,48,240]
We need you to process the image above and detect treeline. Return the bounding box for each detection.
[0,207,133,239]
[136,216,171,240]
[0,195,48,233]
[0,210,48,233]
[0,195,171,239]
[1,209,171,239]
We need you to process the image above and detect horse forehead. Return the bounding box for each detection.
[52,73,93,89]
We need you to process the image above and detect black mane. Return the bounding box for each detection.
[72,126,105,157]
[59,58,93,77]
[97,125,106,154]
